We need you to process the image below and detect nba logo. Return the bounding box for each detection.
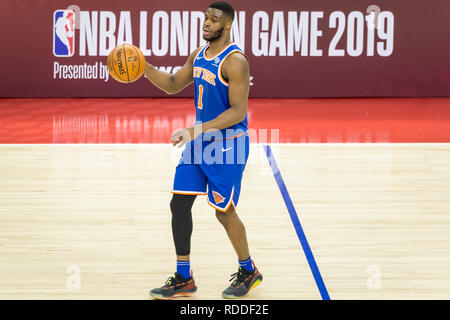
[53,10,75,57]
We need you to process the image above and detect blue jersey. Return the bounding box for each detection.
[192,42,248,139]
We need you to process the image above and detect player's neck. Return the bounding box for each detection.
[206,38,232,58]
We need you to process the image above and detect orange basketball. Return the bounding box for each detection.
[107,43,146,83]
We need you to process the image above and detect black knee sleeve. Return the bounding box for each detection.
[170,194,196,256]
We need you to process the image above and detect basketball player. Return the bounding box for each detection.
[144,1,262,299]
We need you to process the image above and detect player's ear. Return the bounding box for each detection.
[225,19,233,31]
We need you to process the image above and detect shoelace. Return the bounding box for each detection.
[164,276,177,287]
[229,268,247,287]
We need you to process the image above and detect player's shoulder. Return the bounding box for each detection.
[222,50,249,72]
[226,51,248,63]
[220,50,249,82]
[224,43,248,65]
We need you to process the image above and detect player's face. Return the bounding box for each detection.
[203,8,230,42]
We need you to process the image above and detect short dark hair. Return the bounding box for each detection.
[208,1,235,21]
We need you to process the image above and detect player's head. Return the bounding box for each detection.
[203,1,235,42]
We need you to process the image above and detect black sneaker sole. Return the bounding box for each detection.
[222,275,263,299]
[149,287,198,300]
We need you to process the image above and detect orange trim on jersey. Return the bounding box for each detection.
[208,199,234,213]
[218,50,248,86]
[207,187,235,212]
[203,42,236,61]
[224,131,246,140]
[212,130,246,141]
[172,190,207,195]
[193,45,207,62]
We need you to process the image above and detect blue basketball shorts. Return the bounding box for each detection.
[172,131,249,212]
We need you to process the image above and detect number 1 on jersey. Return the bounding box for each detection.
[198,85,204,109]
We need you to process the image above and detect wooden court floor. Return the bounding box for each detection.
[0,143,449,299]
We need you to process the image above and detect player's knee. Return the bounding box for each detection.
[170,194,196,216]
[215,206,236,226]
[215,210,228,226]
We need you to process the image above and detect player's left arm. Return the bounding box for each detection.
[171,53,249,146]
[202,52,250,131]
